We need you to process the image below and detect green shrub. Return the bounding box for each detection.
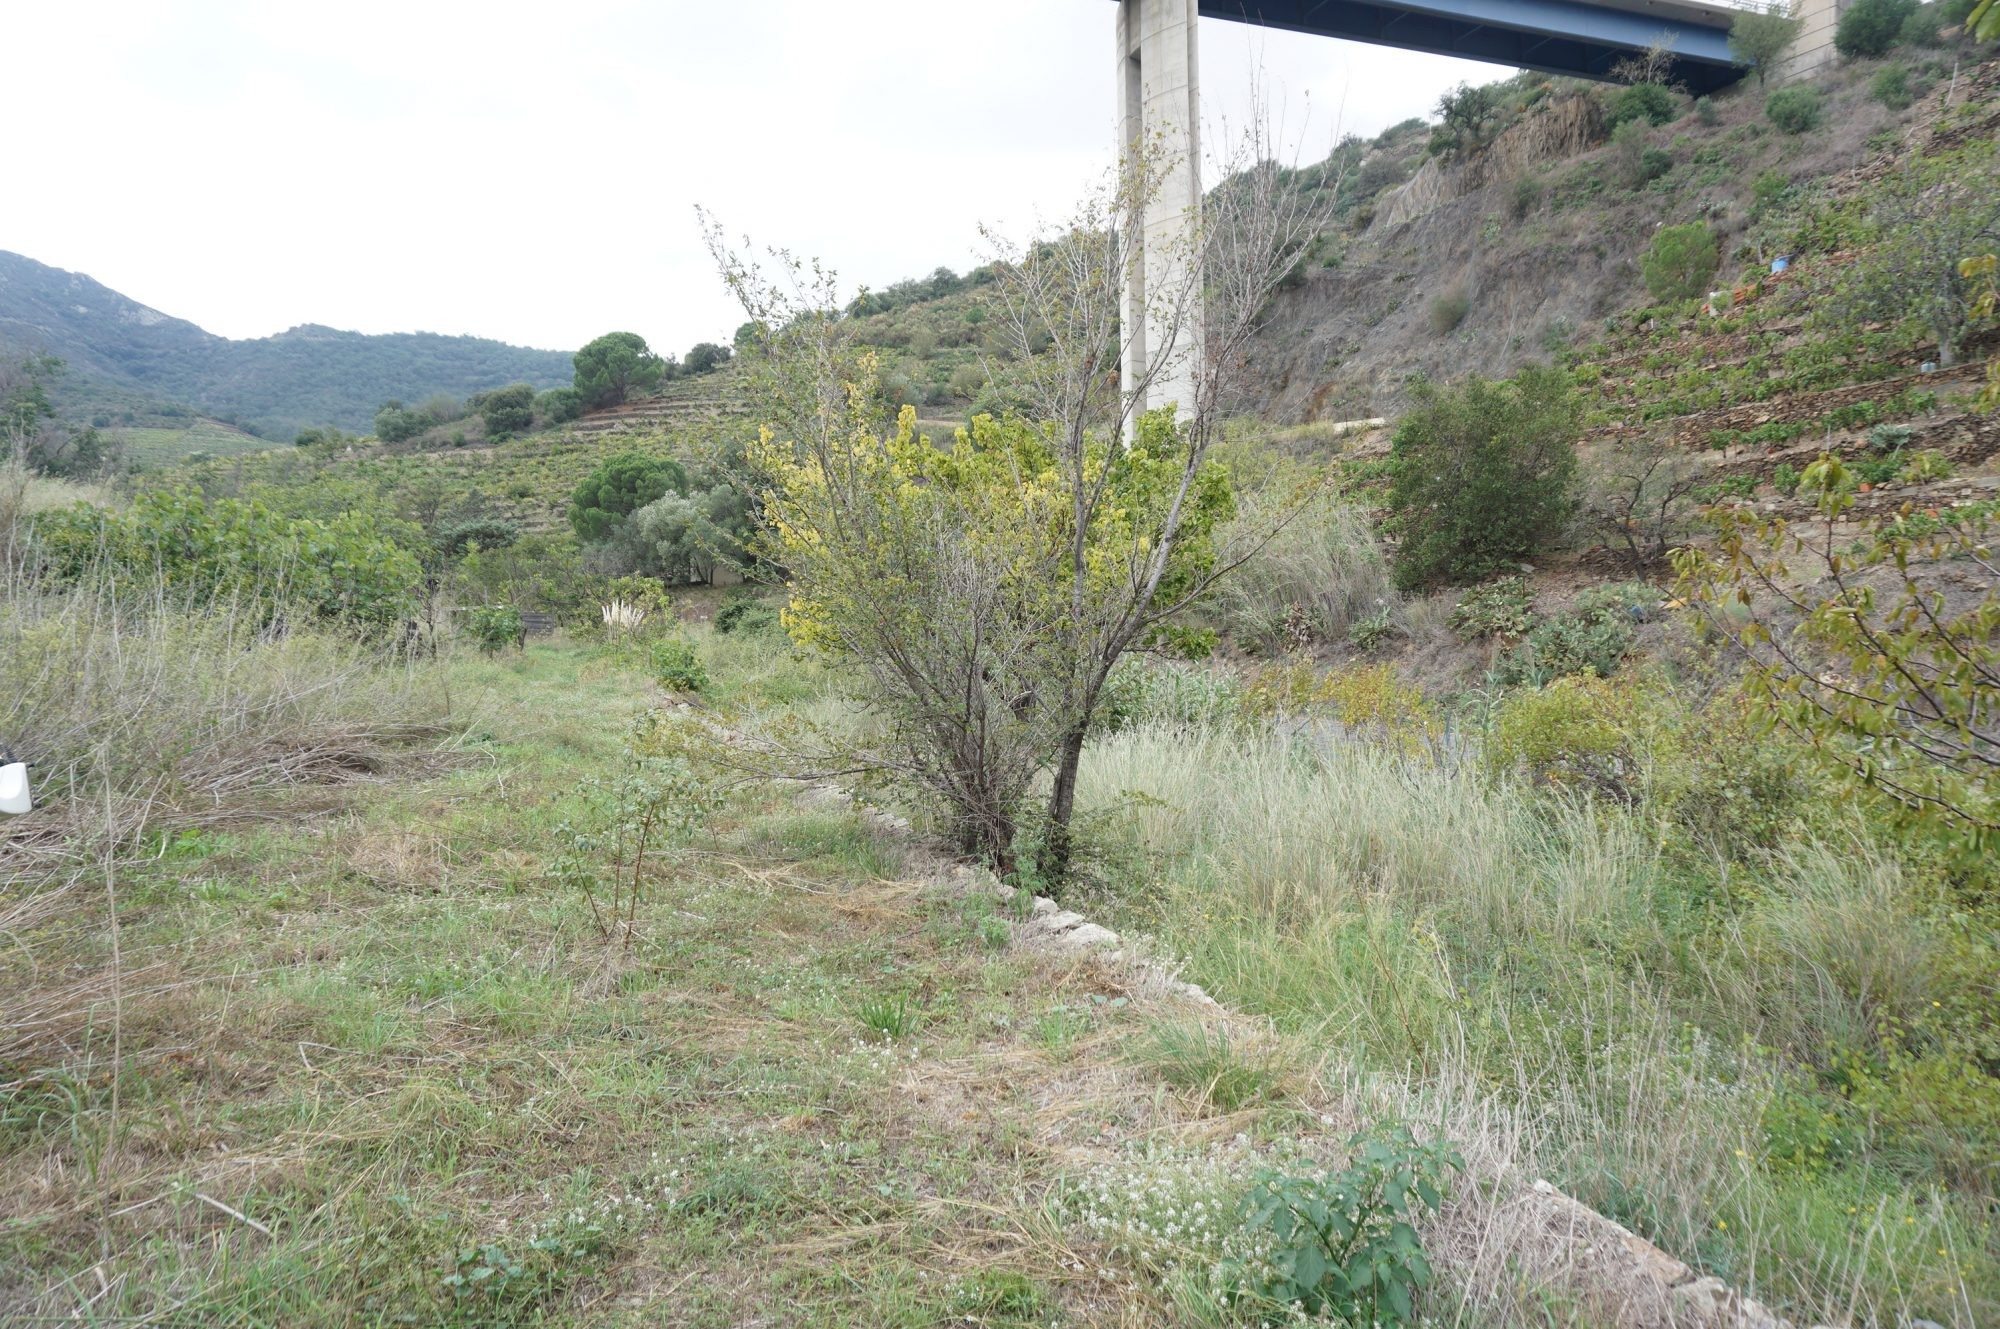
[1487,673,1644,796]
[1766,84,1825,133]
[32,490,420,633]
[1898,0,1945,42]
[1730,2,1804,85]
[434,517,520,558]
[1448,576,1537,640]
[713,589,779,635]
[1508,176,1542,220]
[1872,64,1914,109]
[1428,288,1471,334]
[475,382,536,436]
[1227,1127,1461,1326]
[1751,168,1791,215]
[1641,223,1720,301]
[1497,583,1647,686]
[535,386,582,425]
[1386,367,1580,590]
[465,603,523,653]
[649,636,708,692]
[373,400,428,443]
[1836,0,1915,56]
[1610,82,1676,127]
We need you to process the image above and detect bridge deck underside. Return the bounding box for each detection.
[1197,0,1744,92]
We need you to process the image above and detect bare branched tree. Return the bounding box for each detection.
[700,89,1343,878]
[977,101,1343,866]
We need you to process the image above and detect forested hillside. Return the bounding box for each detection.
[0,251,573,439]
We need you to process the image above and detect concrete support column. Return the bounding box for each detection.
[1773,0,1848,84]
[1118,0,1200,431]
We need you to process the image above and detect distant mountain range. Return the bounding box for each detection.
[0,250,575,440]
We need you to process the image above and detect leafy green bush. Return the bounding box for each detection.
[1872,63,1915,109]
[373,399,428,443]
[569,452,689,544]
[474,382,536,436]
[1227,1127,1461,1326]
[1498,583,1648,685]
[1641,223,1719,301]
[649,636,707,692]
[1752,168,1791,215]
[1387,367,1580,590]
[535,386,582,425]
[1766,84,1825,134]
[1610,82,1676,127]
[1448,576,1537,640]
[465,603,523,653]
[434,517,520,558]
[713,590,779,635]
[32,490,420,632]
[1838,0,1915,55]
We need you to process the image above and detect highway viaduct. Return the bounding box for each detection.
[1113,0,1847,416]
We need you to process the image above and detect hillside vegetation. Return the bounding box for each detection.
[5,11,2000,1327]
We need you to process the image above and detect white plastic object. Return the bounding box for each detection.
[0,762,30,815]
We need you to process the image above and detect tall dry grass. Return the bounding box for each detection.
[1076,722,1990,1327]
[1207,492,1402,648]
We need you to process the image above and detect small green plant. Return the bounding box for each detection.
[1766,85,1824,134]
[1227,1127,1463,1327]
[545,757,716,953]
[1641,224,1719,301]
[857,991,919,1039]
[1032,1005,1093,1060]
[1900,448,1954,483]
[466,603,524,654]
[1867,422,1915,452]
[1449,576,1537,640]
[1610,82,1676,127]
[1498,583,1649,686]
[1346,608,1397,651]
[1751,168,1790,216]
[649,636,708,692]
[1872,64,1915,110]
[1772,461,1802,496]
[1428,288,1471,334]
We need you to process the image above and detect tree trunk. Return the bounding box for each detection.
[1044,721,1090,886]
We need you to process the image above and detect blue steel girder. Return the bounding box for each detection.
[1193,0,1746,93]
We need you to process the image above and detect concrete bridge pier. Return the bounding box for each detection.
[1118,0,1201,428]
[1775,0,1850,84]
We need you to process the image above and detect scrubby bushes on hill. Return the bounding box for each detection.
[1766,84,1825,133]
[1385,366,1580,589]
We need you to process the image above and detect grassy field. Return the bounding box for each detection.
[3,604,1992,1326]
[3,637,1381,1326]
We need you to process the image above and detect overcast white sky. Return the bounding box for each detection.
[5,1,1502,354]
